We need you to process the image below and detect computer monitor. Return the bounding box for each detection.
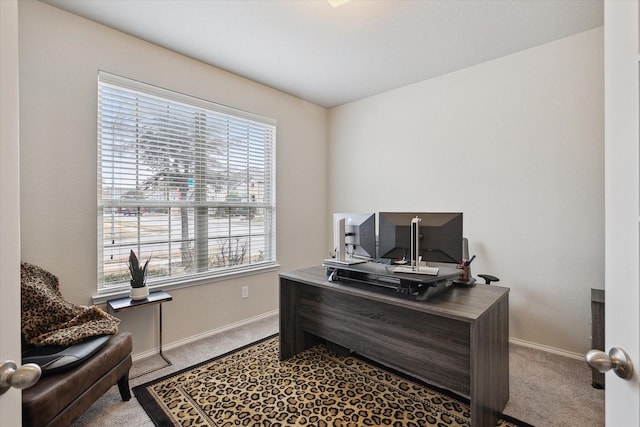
[378,212,463,264]
[332,213,376,261]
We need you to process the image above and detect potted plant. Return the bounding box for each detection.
[128,249,150,300]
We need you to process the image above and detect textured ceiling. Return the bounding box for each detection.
[41,0,603,108]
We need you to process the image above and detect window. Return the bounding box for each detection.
[97,72,276,294]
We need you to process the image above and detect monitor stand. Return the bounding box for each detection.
[329,217,367,265]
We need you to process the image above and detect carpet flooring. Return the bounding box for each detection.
[72,313,605,426]
[134,335,530,426]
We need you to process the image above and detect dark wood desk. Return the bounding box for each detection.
[279,266,509,427]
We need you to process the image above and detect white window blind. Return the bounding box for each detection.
[97,72,276,293]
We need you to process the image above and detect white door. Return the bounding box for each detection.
[0,0,23,425]
[604,0,640,425]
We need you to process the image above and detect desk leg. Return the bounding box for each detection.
[280,278,309,360]
[470,294,509,427]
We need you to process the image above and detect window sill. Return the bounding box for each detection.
[92,263,280,305]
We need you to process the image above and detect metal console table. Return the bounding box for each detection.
[107,290,172,378]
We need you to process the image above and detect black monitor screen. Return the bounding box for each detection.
[378,212,463,264]
[333,213,376,259]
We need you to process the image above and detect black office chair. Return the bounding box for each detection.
[478,274,500,285]
[462,238,500,285]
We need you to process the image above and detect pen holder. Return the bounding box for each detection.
[457,265,471,282]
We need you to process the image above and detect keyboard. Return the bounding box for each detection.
[393,265,439,276]
[324,258,366,266]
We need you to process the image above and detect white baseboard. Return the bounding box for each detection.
[132,309,279,362]
[509,337,585,361]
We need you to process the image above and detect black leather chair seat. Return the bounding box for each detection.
[22,332,132,427]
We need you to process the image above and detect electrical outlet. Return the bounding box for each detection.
[242,286,249,299]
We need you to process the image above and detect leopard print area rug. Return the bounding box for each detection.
[134,336,532,427]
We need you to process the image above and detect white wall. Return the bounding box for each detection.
[18,0,604,356]
[328,28,604,355]
[18,1,327,355]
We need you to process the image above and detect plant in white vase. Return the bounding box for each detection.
[128,249,150,300]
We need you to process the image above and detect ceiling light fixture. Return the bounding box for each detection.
[328,0,351,8]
